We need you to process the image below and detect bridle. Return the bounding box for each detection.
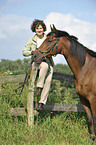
[36,37,59,55]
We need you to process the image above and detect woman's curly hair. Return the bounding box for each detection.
[31,19,46,32]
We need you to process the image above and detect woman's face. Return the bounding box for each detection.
[35,25,44,36]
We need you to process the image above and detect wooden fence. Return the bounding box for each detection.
[0,69,85,127]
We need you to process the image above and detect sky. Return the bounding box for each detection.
[0,0,96,65]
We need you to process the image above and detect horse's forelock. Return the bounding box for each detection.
[47,32,57,37]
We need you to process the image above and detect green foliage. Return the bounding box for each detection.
[0,59,72,76]
[0,58,30,75]
[48,80,80,105]
[1,82,28,108]
[54,64,73,74]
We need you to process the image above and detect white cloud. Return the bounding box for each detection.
[0,14,32,39]
[94,13,96,16]
[0,30,7,39]
[45,12,75,32]
[0,14,32,60]
[52,55,67,65]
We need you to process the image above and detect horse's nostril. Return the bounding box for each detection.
[33,54,36,58]
[34,55,36,58]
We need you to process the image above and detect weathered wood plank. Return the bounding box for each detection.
[24,102,85,113]
[10,108,39,116]
[10,102,85,116]
[0,74,25,84]
[43,103,85,112]
[53,72,74,82]
[0,72,74,85]
[10,108,26,116]
[23,102,85,113]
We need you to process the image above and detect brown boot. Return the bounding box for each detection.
[35,87,42,96]
[38,103,44,111]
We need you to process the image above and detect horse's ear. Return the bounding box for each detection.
[53,24,57,31]
[50,25,53,31]
[50,24,57,32]
[50,24,58,36]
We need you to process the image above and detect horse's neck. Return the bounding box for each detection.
[60,38,82,78]
[67,54,82,78]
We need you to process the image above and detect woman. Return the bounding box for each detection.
[23,19,54,111]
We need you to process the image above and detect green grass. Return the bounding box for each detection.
[0,82,96,145]
[1,101,95,145]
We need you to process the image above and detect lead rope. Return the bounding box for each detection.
[14,71,30,95]
[14,60,33,95]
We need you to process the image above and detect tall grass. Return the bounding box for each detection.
[1,102,95,144]
[0,81,96,145]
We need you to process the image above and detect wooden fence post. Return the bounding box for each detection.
[27,64,37,127]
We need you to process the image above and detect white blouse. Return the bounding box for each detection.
[37,37,45,48]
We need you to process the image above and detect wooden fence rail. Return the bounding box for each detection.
[0,72,74,85]
[10,102,85,116]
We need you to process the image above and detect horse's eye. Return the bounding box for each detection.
[48,40,52,42]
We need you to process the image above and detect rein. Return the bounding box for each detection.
[36,37,59,55]
[15,71,30,95]
[15,59,33,95]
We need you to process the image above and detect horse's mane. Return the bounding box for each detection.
[47,30,78,41]
[47,30,96,58]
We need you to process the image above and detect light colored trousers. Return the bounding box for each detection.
[32,62,53,105]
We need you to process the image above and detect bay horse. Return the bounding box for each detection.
[32,25,96,141]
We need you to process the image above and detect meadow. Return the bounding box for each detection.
[0,62,96,145]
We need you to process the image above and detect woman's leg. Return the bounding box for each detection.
[36,62,49,88]
[39,66,53,105]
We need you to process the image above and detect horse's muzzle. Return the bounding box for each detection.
[32,52,44,64]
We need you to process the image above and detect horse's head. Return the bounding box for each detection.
[32,25,60,63]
